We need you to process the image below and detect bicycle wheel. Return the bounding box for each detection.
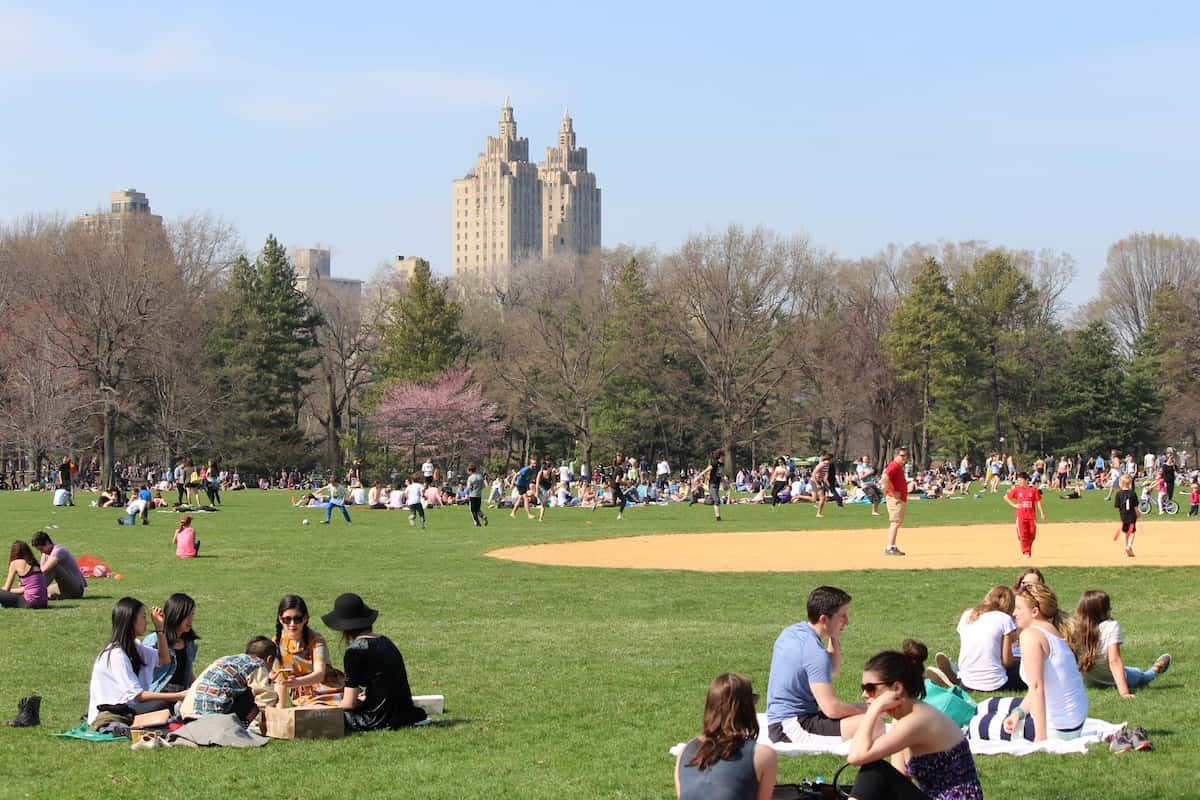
[1165,500,1179,515]
[1139,500,1151,514]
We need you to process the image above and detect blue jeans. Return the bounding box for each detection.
[325,502,351,523]
[1124,666,1159,689]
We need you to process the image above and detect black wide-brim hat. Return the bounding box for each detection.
[321,593,379,631]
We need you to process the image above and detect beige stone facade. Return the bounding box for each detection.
[292,246,362,310]
[76,188,164,236]
[452,101,601,291]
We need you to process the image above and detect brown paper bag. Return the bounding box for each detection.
[264,705,344,740]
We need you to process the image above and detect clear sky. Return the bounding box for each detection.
[2,2,1197,308]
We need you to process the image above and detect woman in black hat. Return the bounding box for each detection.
[322,593,428,732]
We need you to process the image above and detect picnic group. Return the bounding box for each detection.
[675,579,1173,800]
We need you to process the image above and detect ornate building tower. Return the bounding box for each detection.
[452,99,542,290]
[539,109,601,259]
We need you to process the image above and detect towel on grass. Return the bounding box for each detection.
[53,724,127,742]
[968,697,1123,755]
[671,713,848,758]
[165,714,269,748]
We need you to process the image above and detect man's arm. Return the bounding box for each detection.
[827,634,842,677]
[810,682,867,720]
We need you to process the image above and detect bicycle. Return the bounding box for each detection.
[1139,497,1179,515]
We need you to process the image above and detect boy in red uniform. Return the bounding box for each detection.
[1005,472,1046,558]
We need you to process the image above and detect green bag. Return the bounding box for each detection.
[923,679,977,727]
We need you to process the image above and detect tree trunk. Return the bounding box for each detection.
[102,403,117,489]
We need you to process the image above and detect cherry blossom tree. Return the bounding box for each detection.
[372,368,503,469]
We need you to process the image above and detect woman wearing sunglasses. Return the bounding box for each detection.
[845,640,982,800]
[675,672,777,800]
[273,594,345,705]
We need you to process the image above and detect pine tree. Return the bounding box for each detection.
[1049,321,1128,453]
[883,257,975,466]
[208,235,321,471]
[376,259,465,383]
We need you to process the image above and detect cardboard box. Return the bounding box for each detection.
[264,705,344,740]
[412,694,444,714]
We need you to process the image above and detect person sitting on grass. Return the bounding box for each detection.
[320,592,428,732]
[31,531,86,600]
[274,594,345,705]
[87,598,187,724]
[766,586,874,742]
[98,487,118,508]
[173,515,199,558]
[675,672,777,800]
[1069,589,1171,697]
[144,593,201,693]
[179,636,279,727]
[846,640,983,800]
[975,583,1087,742]
[0,541,48,609]
[929,585,1022,693]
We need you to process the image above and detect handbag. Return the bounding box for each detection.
[923,679,977,727]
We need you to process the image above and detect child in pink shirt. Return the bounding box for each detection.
[174,515,199,558]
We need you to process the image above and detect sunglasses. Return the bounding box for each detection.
[860,682,889,696]
[280,615,306,624]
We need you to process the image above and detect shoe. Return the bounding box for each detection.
[408,518,414,526]
[131,731,165,750]
[1128,726,1153,751]
[4,695,40,727]
[815,513,824,518]
[319,520,329,525]
[1125,546,1135,557]
[924,666,953,689]
[1109,730,1134,753]
[1151,654,1172,675]
[481,515,488,526]
[884,546,906,556]
[871,511,881,516]
[935,653,959,685]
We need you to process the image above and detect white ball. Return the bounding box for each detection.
[302,519,310,525]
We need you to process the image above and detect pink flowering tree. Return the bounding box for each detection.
[372,368,504,467]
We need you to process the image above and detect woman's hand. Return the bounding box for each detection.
[870,687,904,714]
[151,606,166,630]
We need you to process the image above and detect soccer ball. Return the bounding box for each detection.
[92,564,109,578]
[974,493,981,498]
[302,519,310,525]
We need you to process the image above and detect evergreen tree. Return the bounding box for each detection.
[208,235,321,471]
[376,259,465,383]
[1049,320,1128,453]
[883,257,975,466]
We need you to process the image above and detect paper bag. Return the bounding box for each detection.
[264,705,344,740]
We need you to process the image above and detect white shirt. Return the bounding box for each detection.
[350,487,366,505]
[88,642,158,723]
[125,498,147,515]
[387,489,404,508]
[657,460,670,476]
[405,482,424,506]
[368,486,380,506]
[1144,454,1156,472]
[956,609,1017,692]
[559,465,571,482]
[421,461,434,477]
[1019,626,1089,731]
[556,487,570,507]
[1082,619,1123,687]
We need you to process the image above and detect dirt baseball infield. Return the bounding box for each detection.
[487,521,1199,572]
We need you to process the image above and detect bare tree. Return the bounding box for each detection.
[167,212,243,297]
[658,225,814,473]
[1100,232,1200,347]
[31,217,183,487]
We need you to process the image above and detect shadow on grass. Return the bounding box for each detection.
[425,718,474,729]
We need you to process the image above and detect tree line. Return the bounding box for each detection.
[2,212,1198,487]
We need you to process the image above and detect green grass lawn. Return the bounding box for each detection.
[0,488,1193,799]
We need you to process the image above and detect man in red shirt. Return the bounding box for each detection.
[879,447,909,556]
[1005,471,1046,558]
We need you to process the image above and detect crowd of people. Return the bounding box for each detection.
[677,578,1173,799]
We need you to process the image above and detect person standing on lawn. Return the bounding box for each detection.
[879,447,909,556]
[1005,472,1046,559]
[466,464,488,527]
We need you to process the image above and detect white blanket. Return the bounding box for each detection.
[669,713,1123,758]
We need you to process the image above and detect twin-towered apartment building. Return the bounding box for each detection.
[452,99,602,290]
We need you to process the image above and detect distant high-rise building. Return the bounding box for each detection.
[452,100,601,291]
[292,246,362,310]
[76,188,164,237]
[394,255,426,285]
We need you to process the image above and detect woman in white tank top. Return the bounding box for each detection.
[1003,584,1088,740]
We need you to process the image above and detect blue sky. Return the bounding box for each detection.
[2,2,1197,307]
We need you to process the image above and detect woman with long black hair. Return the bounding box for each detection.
[87,598,186,724]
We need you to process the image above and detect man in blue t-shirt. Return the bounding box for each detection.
[510,458,538,520]
[766,586,871,741]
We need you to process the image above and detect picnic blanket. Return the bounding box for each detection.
[165,714,269,748]
[53,724,127,742]
[671,714,848,758]
[669,713,1124,759]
